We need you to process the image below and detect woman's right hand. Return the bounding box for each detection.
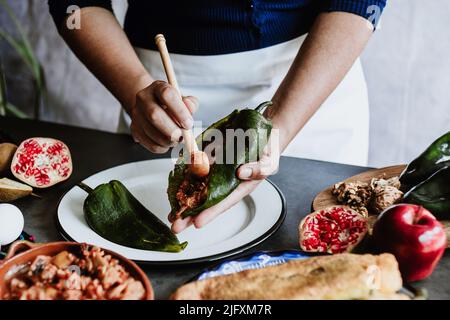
[130,80,199,153]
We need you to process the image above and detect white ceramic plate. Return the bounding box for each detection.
[57,159,285,265]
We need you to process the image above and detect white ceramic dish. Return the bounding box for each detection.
[57,159,285,265]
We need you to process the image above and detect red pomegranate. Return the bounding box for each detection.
[11,137,73,188]
[299,206,368,254]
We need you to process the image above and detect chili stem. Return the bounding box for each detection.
[255,101,273,113]
[78,182,94,194]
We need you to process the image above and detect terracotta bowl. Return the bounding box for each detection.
[0,241,154,300]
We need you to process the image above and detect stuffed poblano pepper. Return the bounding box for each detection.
[403,166,450,219]
[400,131,450,191]
[168,101,273,220]
[79,180,187,253]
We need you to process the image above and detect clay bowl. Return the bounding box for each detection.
[0,241,153,300]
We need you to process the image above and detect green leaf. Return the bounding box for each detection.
[0,29,42,84]
[0,0,46,119]
[0,0,37,67]
[0,0,47,118]
[5,102,27,118]
[0,61,7,116]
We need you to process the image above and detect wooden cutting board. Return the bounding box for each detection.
[312,165,450,248]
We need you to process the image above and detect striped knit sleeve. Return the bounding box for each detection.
[327,0,387,28]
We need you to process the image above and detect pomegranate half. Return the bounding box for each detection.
[11,137,73,188]
[299,206,368,254]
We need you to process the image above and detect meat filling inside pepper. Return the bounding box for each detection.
[175,171,209,218]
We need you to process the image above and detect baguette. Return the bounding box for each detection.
[171,253,407,300]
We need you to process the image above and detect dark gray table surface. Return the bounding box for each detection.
[1,116,449,300]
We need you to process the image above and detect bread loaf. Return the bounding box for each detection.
[171,253,407,300]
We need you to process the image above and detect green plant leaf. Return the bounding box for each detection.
[0,28,42,83]
[5,102,27,118]
[0,30,33,71]
[0,0,37,67]
[0,0,46,119]
[0,62,7,116]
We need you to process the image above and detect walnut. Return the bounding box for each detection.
[370,185,404,214]
[332,181,372,216]
[370,176,401,190]
[332,176,404,216]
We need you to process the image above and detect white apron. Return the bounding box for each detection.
[119,35,369,166]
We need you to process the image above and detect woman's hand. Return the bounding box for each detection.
[171,143,280,233]
[130,80,199,153]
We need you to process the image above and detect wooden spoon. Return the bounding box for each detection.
[155,34,209,177]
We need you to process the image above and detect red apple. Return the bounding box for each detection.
[372,204,447,282]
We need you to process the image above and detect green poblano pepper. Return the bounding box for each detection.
[400,131,450,191]
[168,101,273,219]
[80,180,187,253]
[403,166,450,219]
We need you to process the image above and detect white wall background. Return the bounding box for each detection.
[361,0,450,167]
[1,0,449,167]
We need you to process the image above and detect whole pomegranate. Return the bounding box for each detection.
[299,206,368,254]
[11,137,73,188]
[372,204,446,282]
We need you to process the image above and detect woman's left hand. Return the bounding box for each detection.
[170,145,280,233]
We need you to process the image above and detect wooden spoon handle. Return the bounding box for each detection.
[155,34,181,94]
[154,34,197,154]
